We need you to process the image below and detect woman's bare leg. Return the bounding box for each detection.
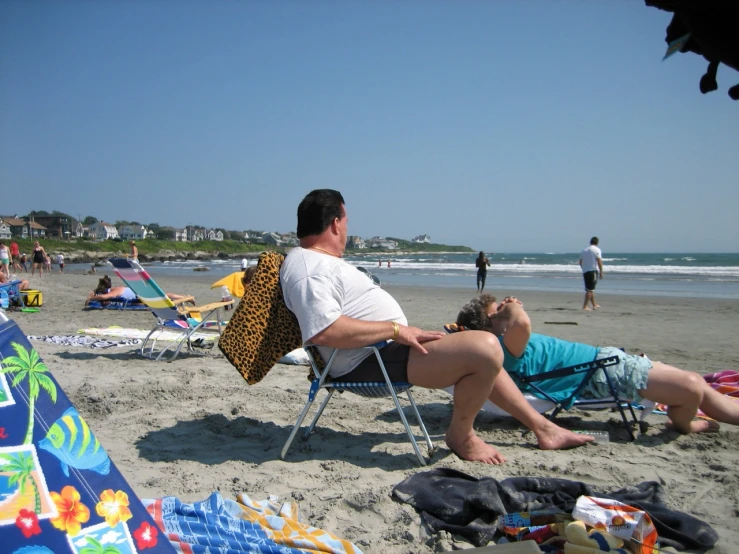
[640,362,708,433]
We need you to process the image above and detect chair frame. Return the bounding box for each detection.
[517,355,645,440]
[1,280,26,308]
[108,258,231,362]
[281,344,434,466]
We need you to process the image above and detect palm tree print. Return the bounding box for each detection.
[79,536,123,554]
[0,342,57,444]
[0,451,42,513]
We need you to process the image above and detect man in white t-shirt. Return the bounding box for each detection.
[241,258,248,270]
[578,237,603,311]
[281,189,592,465]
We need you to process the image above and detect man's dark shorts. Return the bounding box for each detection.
[333,341,410,383]
[583,270,598,292]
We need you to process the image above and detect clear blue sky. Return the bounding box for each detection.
[1,1,737,253]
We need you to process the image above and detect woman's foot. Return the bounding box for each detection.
[534,421,594,450]
[666,419,720,434]
[446,432,506,464]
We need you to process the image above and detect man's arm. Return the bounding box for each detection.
[311,316,445,355]
[489,300,531,358]
[597,257,603,278]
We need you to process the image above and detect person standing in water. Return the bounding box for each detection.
[475,251,490,293]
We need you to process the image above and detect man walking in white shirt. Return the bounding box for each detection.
[579,237,603,310]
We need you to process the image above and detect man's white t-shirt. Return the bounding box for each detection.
[281,247,407,377]
[241,258,248,270]
[579,245,602,273]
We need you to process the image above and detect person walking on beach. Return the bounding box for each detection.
[475,251,490,293]
[281,189,591,465]
[10,240,21,273]
[456,294,739,434]
[129,240,138,262]
[579,237,603,310]
[241,257,248,271]
[31,241,47,278]
[56,253,65,273]
[0,241,10,278]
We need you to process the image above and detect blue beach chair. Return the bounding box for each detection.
[108,258,233,361]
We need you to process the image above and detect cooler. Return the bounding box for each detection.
[22,289,43,307]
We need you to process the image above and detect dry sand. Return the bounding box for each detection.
[7,269,739,553]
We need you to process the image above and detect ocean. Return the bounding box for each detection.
[71,252,739,300]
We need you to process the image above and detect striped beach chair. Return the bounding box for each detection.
[108,258,233,362]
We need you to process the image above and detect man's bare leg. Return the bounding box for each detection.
[487,369,594,449]
[408,331,505,464]
[582,291,592,310]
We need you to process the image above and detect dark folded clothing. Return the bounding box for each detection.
[392,468,717,550]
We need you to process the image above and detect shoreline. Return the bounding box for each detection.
[9,272,739,553]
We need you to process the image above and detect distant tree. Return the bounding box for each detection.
[26,210,50,217]
[147,223,161,234]
[115,220,132,227]
[83,216,98,225]
[157,228,175,240]
[227,230,243,241]
[51,210,72,218]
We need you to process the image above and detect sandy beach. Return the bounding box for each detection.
[6,269,739,553]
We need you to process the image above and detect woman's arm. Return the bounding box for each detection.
[489,298,531,357]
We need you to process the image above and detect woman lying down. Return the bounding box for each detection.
[453,294,739,434]
[85,275,191,307]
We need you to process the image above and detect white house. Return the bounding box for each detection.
[367,237,398,249]
[118,225,149,240]
[206,229,224,241]
[88,221,119,240]
[412,234,431,243]
[174,228,188,242]
[0,220,11,240]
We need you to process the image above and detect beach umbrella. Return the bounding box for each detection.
[211,272,245,298]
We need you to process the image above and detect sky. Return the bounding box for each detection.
[1,1,737,253]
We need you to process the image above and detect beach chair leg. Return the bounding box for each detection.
[303,389,334,439]
[405,389,434,454]
[281,381,326,460]
[386,388,427,466]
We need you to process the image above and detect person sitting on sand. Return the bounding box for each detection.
[85,276,191,307]
[455,294,739,434]
[0,271,30,291]
[280,189,592,465]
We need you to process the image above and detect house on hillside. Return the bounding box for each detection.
[347,235,366,249]
[27,221,47,238]
[118,225,149,240]
[261,232,284,246]
[206,229,224,241]
[0,217,28,237]
[367,237,398,249]
[0,220,11,240]
[74,222,90,238]
[173,228,188,241]
[30,215,71,239]
[412,234,431,243]
[88,221,119,240]
[187,227,205,242]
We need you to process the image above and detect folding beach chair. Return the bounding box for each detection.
[281,343,434,466]
[218,251,434,466]
[0,311,176,554]
[108,258,233,362]
[443,324,651,440]
[0,279,26,308]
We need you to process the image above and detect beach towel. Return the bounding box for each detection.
[80,326,216,343]
[143,491,363,554]
[28,334,143,349]
[392,467,717,550]
[655,369,739,419]
[85,300,148,311]
[0,316,176,554]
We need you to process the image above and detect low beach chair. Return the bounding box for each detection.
[281,343,433,466]
[218,251,433,466]
[0,279,26,308]
[108,258,233,362]
[443,323,651,440]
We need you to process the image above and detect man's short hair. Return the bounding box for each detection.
[456,294,496,333]
[590,236,599,245]
[296,189,346,238]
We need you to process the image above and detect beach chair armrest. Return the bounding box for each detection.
[171,295,196,306]
[183,300,233,313]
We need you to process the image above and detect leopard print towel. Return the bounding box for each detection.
[218,251,303,385]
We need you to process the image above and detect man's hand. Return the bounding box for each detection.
[396,324,445,355]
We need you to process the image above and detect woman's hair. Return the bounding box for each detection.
[477,251,485,259]
[130,240,136,245]
[94,275,113,295]
[242,266,257,286]
[456,294,497,333]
